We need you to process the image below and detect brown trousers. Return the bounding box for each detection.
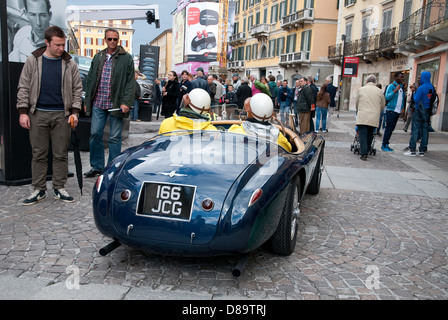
[299,111,311,133]
[29,110,71,191]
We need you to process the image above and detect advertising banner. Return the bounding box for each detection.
[174,61,209,76]
[185,2,219,62]
[139,45,160,82]
[173,8,186,65]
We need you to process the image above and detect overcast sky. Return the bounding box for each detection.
[66,0,178,54]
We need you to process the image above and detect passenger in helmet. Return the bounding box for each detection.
[158,88,217,134]
[228,93,292,152]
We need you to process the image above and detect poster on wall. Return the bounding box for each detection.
[139,45,160,83]
[173,8,186,65]
[343,57,360,78]
[7,0,67,63]
[185,1,219,62]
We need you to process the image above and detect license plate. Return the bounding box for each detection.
[137,182,196,221]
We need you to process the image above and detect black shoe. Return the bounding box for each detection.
[84,168,102,178]
[360,155,367,161]
[377,132,382,137]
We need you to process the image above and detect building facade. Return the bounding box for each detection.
[329,0,423,111]
[397,0,448,131]
[69,19,134,57]
[228,0,338,85]
[150,29,173,79]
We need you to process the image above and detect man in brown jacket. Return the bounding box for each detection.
[355,75,386,160]
[17,26,82,205]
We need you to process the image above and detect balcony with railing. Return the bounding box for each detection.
[229,32,247,46]
[227,60,245,71]
[398,0,448,53]
[279,51,311,66]
[250,24,270,39]
[281,8,314,29]
[328,28,399,64]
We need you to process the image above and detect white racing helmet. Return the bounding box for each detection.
[249,93,273,122]
[185,88,211,115]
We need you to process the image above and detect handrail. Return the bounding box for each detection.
[398,0,448,43]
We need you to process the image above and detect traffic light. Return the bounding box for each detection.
[146,10,155,24]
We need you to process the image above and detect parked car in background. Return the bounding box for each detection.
[137,79,154,101]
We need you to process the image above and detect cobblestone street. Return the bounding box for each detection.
[1,111,447,300]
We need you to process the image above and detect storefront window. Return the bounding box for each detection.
[416,59,439,89]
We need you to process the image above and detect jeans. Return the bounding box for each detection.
[409,107,429,152]
[382,110,400,147]
[315,107,328,131]
[130,100,139,120]
[279,101,290,124]
[90,106,124,170]
[357,125,375,156]
[376,108,386,133]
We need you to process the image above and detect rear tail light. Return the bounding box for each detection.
[249,189,263,207]
[96,175,104,193]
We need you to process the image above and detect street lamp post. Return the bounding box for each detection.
[337,34,346,118]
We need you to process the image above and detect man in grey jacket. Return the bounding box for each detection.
[17,25,82,205]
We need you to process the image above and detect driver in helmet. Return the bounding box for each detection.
[228,93,292,152]
[158,88,217,134]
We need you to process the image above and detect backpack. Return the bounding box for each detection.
[428,89,439,116]
[269,84,277,98]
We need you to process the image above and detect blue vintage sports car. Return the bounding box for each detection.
[93,117,324,275]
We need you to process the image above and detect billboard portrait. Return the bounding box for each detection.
[7,0,67,63]
[185,1,219,62]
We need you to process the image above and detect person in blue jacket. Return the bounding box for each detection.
[381,72,406,152]
[403,71,434,156]
[277,80,293,125]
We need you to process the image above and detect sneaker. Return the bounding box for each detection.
[403,146,410,152]
[403,150,416,156]
[381,145,394,152]
[418,152,425,157]
[54,188,75,203]
[23,190,46,206]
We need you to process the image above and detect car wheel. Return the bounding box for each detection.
[196,45,202,52]
[271,176,301,256]
[206,42,214,50]
[307,149,323,195]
